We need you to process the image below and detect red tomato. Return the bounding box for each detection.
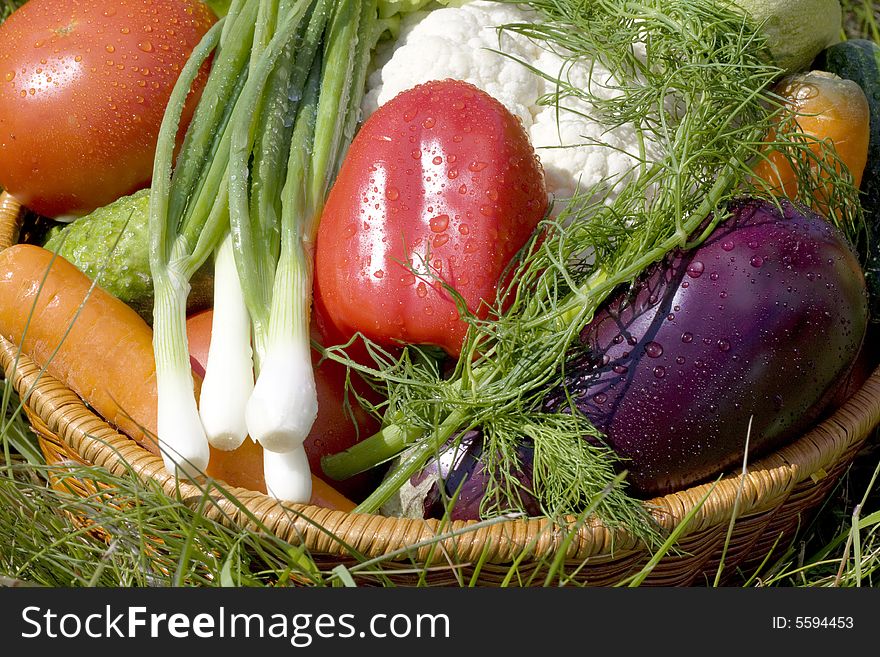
[314,79,548,358]
[186,309,384,501]
[0,0,216,218]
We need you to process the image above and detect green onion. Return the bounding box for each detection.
[151,0,382,499]
[247,0,378,500]
[149,18,227,478]
[198,232,254,451]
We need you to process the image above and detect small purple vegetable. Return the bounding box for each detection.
[405,431,539,521]
[544,198,869,497]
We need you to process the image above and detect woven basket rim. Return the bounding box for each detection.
[2,191,880,566]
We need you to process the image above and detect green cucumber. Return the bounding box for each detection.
[43,189,213,324]
[816,39,880,321]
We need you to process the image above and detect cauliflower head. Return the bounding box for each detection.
[362,1,659,210]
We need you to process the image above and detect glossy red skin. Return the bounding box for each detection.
[314,79,548,357]
[544,199,869,497]
[0,0,215,218]
[186,309,383,501]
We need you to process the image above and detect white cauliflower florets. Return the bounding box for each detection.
[364,3,545,126]
[363,1,659,211]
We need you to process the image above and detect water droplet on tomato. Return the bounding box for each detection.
[433,234,449,247]
[422,117,435,129]
[374,270,385,279]
[432,156,443,165]
[718,339,730,352]
[429,214,449,232]
[458,223,469,235]
[468,161,487,172]
[386,187,399,201]
[613,365,628,374]
[4,71,13,82]
[721,240,734,252]
[653,366,666,379]
[750,255,764,268]
[447,169,458,180]
[139,41,154,53]
[681,332,693,343]
[105,44,115,53]
[416,282,428,298]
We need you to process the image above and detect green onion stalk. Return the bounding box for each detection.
[202,0,314,456]
[246,0,379,501]
[149,2,257,477]
[195,0,265,453]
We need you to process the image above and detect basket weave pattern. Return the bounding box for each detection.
[2,193,879,585]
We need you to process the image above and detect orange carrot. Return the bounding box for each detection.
[0,243,162,454]
[0,244,355,511]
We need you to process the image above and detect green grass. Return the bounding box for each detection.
[843,0,880,40]
[1,0,880,588]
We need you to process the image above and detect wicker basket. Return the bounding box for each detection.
[2,191,879,586]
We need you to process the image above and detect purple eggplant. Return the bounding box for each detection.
[544,198,869,497]
[403,431,539,521]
